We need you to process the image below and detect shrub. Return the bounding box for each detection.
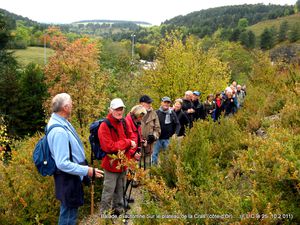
[0,134,59,224]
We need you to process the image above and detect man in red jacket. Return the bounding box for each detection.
[98,98,136,216]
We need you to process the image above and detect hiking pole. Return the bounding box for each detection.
[90,151,95,215]
[91,176,95,215]
[143,146,146,170]
[122,175,130,225]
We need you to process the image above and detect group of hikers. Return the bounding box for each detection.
[46,80,246,224]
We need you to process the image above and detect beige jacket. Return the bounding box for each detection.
[141,108,161,141]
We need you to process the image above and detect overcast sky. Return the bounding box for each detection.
[0,0,296,25]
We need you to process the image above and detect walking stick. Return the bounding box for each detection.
[143,146,146,170]
[91,178,95,215]
[90,151,95,215]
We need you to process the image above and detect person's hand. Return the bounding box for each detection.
[130,140,137,149]
[134,152,141,161]
[171,134,178,140]
[143,140,148,147]
[88,167,104,178]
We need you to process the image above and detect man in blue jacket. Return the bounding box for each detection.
[47,93,103,225]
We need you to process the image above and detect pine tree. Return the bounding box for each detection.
[278,21,289,42]
[260,28,275,50]
[288,23,300,43]
[18,63,47,136]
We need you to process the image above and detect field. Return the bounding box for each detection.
[248,13,300,37]
[10,46,55,67]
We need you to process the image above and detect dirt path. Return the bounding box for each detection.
[79,185,143,225]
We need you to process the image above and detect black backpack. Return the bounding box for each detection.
[89,118,116,160]
[89,118,128,160]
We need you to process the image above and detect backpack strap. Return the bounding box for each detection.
[46,124,73,162]
[46,124,66,135]
[103,118,127,138]
[103,118,118,134]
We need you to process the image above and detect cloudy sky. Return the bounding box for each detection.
[0,0,296,25]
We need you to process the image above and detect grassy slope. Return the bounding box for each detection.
[10,46,55,67]
[248,13,300,37]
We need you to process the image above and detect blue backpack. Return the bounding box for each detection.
[33,124,65,176]
[89,118,117,160]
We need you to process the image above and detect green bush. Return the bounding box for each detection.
[139,63,300,224]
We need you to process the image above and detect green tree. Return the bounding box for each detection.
[288,23,300,43]
[237,18,249,31]
[230,28,241,42]
[0,13,10,49]
[296,0,300,12]
[260,28,275,50]
[135,43,156,61]
[278,20,289,42]
[17,63,47,136]
[139,33,230,103]
[11,20,31,49]
[247,30,256,48]
[215,41,255,84]
[0,51,21,137]
[239,30,256,48]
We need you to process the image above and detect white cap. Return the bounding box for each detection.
[110,98,126,109]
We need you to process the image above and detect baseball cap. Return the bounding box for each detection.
[139,95,153,104]
[161,96,171,102]
[110,98,125,109]
[193,91,201,96]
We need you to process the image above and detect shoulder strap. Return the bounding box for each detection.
[121,118,128,137]
[46,124,66,135]
[46,123,73,162]
[103,118,118,133]
[103,118,128,138]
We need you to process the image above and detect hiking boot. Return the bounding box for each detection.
[131,180,139,188]
[112,208,122,217]
[125,204,131,210]
[127,196,135,203]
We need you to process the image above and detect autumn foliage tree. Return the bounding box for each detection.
[44,27,107,131]
[139,32,230,103]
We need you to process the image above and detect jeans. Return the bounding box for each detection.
[58,204,78,225]
[152,139,170,165]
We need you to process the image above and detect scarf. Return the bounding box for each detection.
[159,106,172,124]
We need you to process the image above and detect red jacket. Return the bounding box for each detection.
[98,113,135,172]
[125,113,143,155]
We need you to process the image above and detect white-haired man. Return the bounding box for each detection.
[182,90,195,124]
[98,98,136,216]
[47,93,103,225]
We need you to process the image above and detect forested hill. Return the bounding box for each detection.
[73,19,151,26]
[0,8,47,30]
[163,4,295,37]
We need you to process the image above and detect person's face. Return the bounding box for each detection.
[63,100,73,118]
[111,107,125,120]
[161,101,171,110]
[174,102,182,111]
[227,92,233,98]
[186,94,192,100]
[141,102,152,111]
[136,115,144,123]
[232,81,237,87]
[192,94,198,101]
